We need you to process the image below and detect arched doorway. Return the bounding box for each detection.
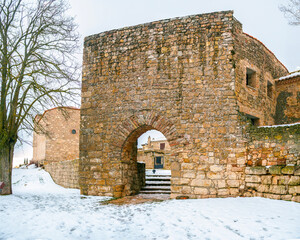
[121,127,172,196]
[109,111,181,198]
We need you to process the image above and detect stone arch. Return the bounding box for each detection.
[111,110,182,197]
[111,110,179,152]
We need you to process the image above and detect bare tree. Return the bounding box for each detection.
[279,0,300,25]
[0,0,80,195]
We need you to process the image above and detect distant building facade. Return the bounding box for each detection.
[274,71,300,124]
[138,136,171,169]
[32,107,80,165]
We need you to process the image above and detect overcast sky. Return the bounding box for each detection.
[14,0,300,166]
[70,0,299,71]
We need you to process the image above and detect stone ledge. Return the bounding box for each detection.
[245,166,267,175]
[269,166,283,175]
[281,166,296,175]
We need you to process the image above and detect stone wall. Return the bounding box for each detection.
[246,124,300,166]
[80,10,295,199]
[44,159,79,189]
[33,107,80,165]
[275,76,300,124]
[32,131,46,164]
[244,166,300,202]
[233,30,288,126]
[81,10,245,198]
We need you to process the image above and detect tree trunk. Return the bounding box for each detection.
[0,143,14,195]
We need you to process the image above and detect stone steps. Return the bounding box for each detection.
[139,189,171,194]
[145,181,170,185]
[140,172,171,195]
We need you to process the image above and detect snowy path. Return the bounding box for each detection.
[0,168,300,240]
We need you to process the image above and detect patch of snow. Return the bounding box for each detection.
[259,122,300,128]
[146,169,171,175]
[27,164,37,169]
[278,71,300,81]
[0,168,300,240]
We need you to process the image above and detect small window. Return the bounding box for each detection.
[267,81,273,98]
[71,129,76,134]
[250,118,259,126]
[160,143,165,150]
[246,114,260,126]
[155,157,162,164]
[246,68,256,88]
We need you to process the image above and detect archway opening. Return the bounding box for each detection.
[121,126,172,196]
[138,130,171,171]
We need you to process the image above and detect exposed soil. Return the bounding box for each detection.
[101,194,170,205]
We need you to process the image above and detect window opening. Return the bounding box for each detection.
[246,114,260,126]
[246,68,256,88]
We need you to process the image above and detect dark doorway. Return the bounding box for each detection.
[154,156,164,169]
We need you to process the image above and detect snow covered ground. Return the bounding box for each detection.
[1,168,300,240]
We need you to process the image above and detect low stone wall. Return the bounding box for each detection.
[137,162,146,189]
[44,159,79,189]
[247,124,300,166]
[244,166,300,202]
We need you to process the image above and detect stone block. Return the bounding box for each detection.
[281,195,292,201]
[263,193,281,200]
[269,185,287,195]
[229,188,239,195]
[217,180,226,188]
[269,166,283,175]
[227,180,240,188]
[244,192,253,197]
[172,170,181,178]
[182,186,192,194]
[171,185,182,193]
[209,188,217,195]
[227,172,238,180]
[247,166,267,175]
[237,157,246,165]
[179,178,191,185]
[277,176,290,185]
[294,167,300,176]
[210,165,224,172]
[246,183,259,190]
[257,184,270,193]
[113,192,123,198]
[289,186,300,194]
[291,195,300,203]
[253,192,263,197]
[281,166,295,175]
[217,189,229,196]
[288,176,300,186]
[245,175,261,183]
[191,179,212,187]
[182,171,196,179]
[181,163,195,170]
[261,175,272,185]
[114,184,125,192]
[194,187,209,195]
[207,172,224,180]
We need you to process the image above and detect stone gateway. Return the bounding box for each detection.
[80,11,299,200]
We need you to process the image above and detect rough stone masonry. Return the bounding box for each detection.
[80,10,299,201]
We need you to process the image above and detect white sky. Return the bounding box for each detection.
[13,0,300,166]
